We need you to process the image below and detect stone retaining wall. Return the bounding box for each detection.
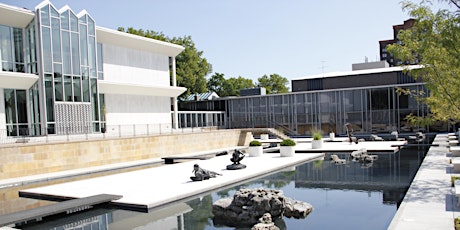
[0,129,251,180]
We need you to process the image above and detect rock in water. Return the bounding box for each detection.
[212,188,313,227]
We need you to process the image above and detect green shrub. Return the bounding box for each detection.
[455,217,460,230]
[249,140,262,146]
[312,130,322,140]
[280,139,296,146]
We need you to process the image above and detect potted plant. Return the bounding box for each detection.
[280,139,296,157]
[312,130,323,149]
[248,140,263,157]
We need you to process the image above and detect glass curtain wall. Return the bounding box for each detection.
[38,3,101,134]
[225,84,433,135]
[1,22,37,137]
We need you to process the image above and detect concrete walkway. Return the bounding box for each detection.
[388,133,457,229]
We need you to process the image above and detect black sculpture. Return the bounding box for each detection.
[190,164,222,181]
[226,149,246,170]
[345,123,358,144]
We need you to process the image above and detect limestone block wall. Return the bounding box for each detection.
[0,129,252,180]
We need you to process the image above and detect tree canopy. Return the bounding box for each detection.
[207,73,255,97]
[387,0,460,122]
[257,74,289,94]
[117,27,212,99]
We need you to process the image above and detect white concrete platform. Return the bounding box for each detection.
[295,140,405,152]
[388,134,455,230]
[19,153,324,211]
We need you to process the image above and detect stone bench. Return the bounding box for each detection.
[453,158,460,173]
[162,156,213,164]
[455,181,460,206]
[449,140,459,146]
[451,146,460,157]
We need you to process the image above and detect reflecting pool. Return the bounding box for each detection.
[18,146,428,230]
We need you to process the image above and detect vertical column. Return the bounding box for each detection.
[172,56,179,129]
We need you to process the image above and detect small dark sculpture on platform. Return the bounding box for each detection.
[226,149,247,170]
[191,164,222,181]
[345,123,358,144]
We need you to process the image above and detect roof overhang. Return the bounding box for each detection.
[0,72,39,89]
[293,65,424,81]
[0,3,35,28]
[96,27,185,57]
[98,80,186,97]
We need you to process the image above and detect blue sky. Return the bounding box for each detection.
[1,0,448,85]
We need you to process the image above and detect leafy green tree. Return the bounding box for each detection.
[207,72,226,96]
[222,76,255,97]
[117,27,212,99]
[257,73,289,94]
[387,1,460,123]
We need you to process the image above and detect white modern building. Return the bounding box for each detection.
[0,0,186,138]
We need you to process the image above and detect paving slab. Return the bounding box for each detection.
[388,134,456,230]
[20,152,324,211]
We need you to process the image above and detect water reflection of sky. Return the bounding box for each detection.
[18,147,427,230]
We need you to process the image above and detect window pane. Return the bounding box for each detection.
[45,79,54,122]
[88,36,96,77]
[73,76,81,102]
[13,28,23,63]
[71,32,80,75]
[40,5,50,26]
[64,75,72,101]
[82,68,90,102]
[70,12,78,32]
[88,17,95,36]
[54,75,63,101]
[79,24,88,66]
[60,10,69,30]
[51,17,61,62]
[50,5,59,18]
[91,78,98,120]
[41,27,52,72]
[0,25,13,63]
[16,90,27,123]
[4,89,17,123]
[62,31,71,74]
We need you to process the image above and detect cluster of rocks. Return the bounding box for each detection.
[212,188,313,227]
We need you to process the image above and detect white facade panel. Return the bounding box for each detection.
[102,44,170,86]
[105,94,171,125]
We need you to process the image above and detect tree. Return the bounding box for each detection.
[222,76,255,97]
[257,74,289,94]
[117,27,212,99]
[207,72,226,96]
[387,1,460,123]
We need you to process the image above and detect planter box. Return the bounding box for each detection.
[248,146,263,157]
[329,133,335,140]
[260,134,269,140]
[312,140,323,149]
[280,146,295,157]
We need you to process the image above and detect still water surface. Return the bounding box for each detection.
[19,146,427,230]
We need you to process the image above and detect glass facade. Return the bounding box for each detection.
[180,83,439,135]
[37,3,102,135]
[1,2,105,137]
